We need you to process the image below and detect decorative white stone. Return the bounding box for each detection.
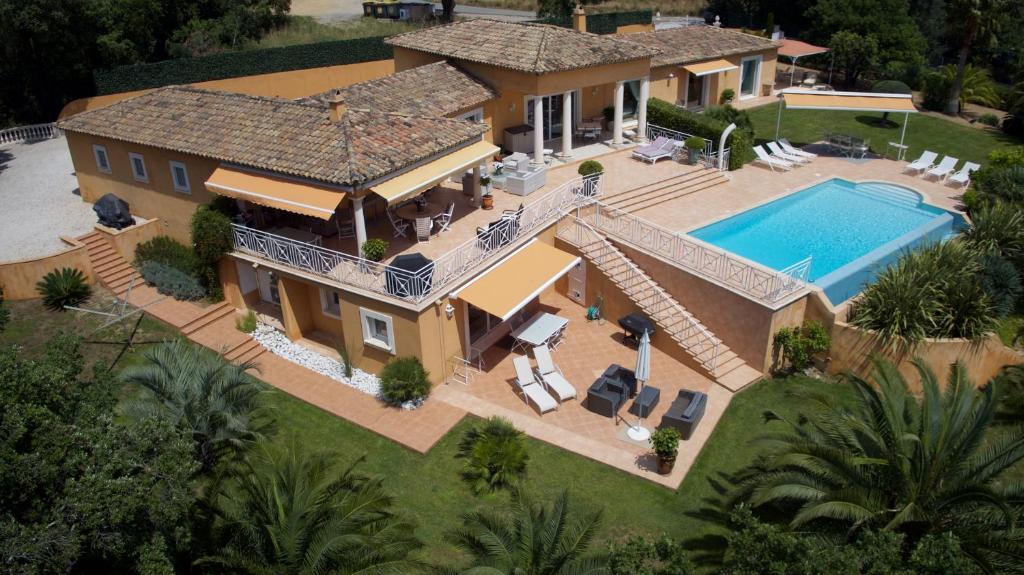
[251,323,423,410]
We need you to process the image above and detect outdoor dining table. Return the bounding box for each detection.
[270,226,323,246]
[511,312,569,352]
[394,200,444,221]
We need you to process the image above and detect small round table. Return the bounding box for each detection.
[394,201,444,221]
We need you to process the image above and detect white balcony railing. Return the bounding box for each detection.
[231,175,602,304]
[575,201,810,305]
[0,122,62,145]
[645,123,717,169]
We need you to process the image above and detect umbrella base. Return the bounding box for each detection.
[627,425,651,441]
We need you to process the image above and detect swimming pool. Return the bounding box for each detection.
[689,178,958,304]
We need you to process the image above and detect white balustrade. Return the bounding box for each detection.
[0,123,62,145]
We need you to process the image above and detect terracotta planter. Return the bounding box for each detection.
[482,195,494,210]
[657,454,676,475]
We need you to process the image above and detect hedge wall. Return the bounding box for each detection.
[646,98,754,170]
[94,36,392,94]
[530,10,652,35]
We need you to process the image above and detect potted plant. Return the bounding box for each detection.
[651,427,680,474]
[721,88,735,104]
[361,238,388,262]
[480,182,494,210]
[684,136,705,165]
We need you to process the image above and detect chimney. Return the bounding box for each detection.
[572,5,586,33]
[327,88,346,122]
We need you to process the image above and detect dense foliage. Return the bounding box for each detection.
[730,358,1024,573]
[646,98,753,169]
[380,356,431,405]
[140,261,207,300]
[362,237,389,262]
[190,205,233,300]
[35,267,91,311]
[0,335,198,572]
[772,321,830,372]
[456,416,529,493]
[0,287,8,333]
[607,535,695,575]
[578,159,604,177]
[135,235,199,275]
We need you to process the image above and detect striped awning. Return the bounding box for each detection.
[782,90,918,113]
[205,165,346,220]
[371,140,499,205]
[683,59,738,77]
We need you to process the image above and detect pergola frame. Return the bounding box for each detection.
[773,89,918,151]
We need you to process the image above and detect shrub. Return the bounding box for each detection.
[190,205,233,299]
[961,202,1024,266]
[978,254,1021,318]
[36,268,91,311]
[135,235,199,274]
[720,88,736,103]
[971,166,1024,204]
[987,147,1024,169]
[361,238,388,262]
[0,287,9,333]
[979,113,1001,127]
[685,135,705,150]
[872,79,912,94]
[703,104,754,135]
[921,71,950,111]
[456,416,528,493]
[336,341,353,379]
[235,310,257,333]
[650,427,680,459]
[578,160,604,177]
[647,98,753,169]
[607,535,695,575]
[380,357,431,405]
[773,321,831,372]
[141,262,206,300]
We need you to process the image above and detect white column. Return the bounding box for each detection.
[472,165,482,206]
[561,90,573,158]
[638,76,650,142]
[532,96,545,165]
[352,196,367,253]
[613,81,624,146]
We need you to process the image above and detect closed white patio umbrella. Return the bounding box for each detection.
[627,330,652,441]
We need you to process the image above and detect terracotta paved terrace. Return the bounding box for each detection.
[434,290,732,488]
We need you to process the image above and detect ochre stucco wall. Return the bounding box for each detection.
[0,237,94,300]
[95,217,162,262]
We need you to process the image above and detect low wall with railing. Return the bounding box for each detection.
[0,123,62,145]
[95,217,162,262]
[0,237,94,300]
[231,175,602,306]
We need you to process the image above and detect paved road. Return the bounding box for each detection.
[292,0,533,23]
[433,3,535,21]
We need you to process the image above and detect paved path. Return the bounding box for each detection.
[0,137,96,261]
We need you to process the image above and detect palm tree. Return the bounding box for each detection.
[944,0,1002,115]
[938,63,1001,113]
[456,416,529,494]
[203,443,422,574]
[121,339,265,471]
[731,358,1024,572]
[447,488,608,574]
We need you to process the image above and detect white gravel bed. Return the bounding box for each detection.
[251,323,423,410]
[0,138,98,261]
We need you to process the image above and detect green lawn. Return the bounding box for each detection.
[745,103,1022,165]
[246,16,423,49]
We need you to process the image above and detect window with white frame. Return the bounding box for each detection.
[128,152,148,182]
[456,107,484,123]
[92,144,111,173]
[359,308,394,353]
[169,161,190,194]
[320,287,341,318]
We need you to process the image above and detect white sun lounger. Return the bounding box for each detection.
[531,346,576,401]
[778,138,817,159]
[513,356,557,413]
[926,156,959,181]
[947,162,980,187]
[631,136,676,164]
[753,145,793,172]
[767,141,811,164]
[904,150,938,174]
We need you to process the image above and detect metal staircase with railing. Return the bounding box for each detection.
[561,218,762,390]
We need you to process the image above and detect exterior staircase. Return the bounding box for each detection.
[181,301,266,365]
[572,223,761,390]
[77,231,143,297]
[605,167,728,213]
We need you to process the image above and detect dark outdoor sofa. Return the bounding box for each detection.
[585,365,637,418]
[659,389,707,440]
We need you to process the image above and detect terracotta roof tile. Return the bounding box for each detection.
[623,25,779,68]
[58,86,488,187]
[386,19,655,74]
[301,61,497,116]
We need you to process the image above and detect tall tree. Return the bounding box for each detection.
[731,358,1024,573]
[203,444,422,573]
[945,0,1003,115]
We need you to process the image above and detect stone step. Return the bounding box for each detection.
[232,343,266,366]
[224,337,262,362]
[181,302,235,335]
[713,362,763,391]
[102,264,137,283]
[605,168,721,207]
[612,173,729,213]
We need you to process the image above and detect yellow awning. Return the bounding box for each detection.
[684,59,738,76]
[205,166,346,220]
[372,140,499,205]
[456,240,580,321]
[782,90,918,113]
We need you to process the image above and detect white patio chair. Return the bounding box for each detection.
[767,141,811,164]
[512,356,557,413]
[925,156,959,181]
[947,162,980,188]
[532,346,576,401]
[386,209,409,238]
[778,138,817,159]
[904,150,938,175]
[631,136,674,164]
[434,202,455,232]
[415,217,432,243]
[752,145,793,172]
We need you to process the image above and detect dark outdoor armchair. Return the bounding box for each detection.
[658,389,707,440]
[586,376,630,418]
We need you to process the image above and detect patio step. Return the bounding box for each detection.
[577,232,762,388]
[224,337,265,364]
[606,168,728,213]
[181,302,235,336]
[77,231,144,295]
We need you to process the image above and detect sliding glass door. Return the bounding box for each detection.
[740,56,761,98]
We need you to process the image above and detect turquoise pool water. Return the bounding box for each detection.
[689,178,957,304]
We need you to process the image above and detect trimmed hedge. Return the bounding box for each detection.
[95,35,393,94]
[141,261,206,301]
[646,98,754,170]
[530,10,652,35]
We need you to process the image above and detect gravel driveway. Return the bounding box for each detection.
[0,137,97,261]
